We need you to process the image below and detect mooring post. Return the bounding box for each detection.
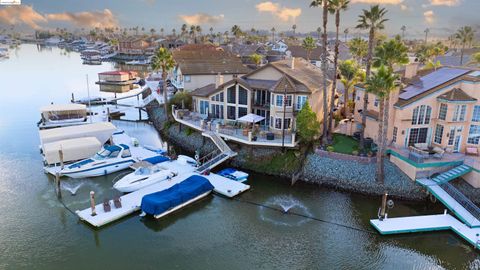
[106,107,110,122]
[71,93,75,103]
[55,172,61,199]
[58,149,64,170]
[90,191,96,216]
[380,192,388,220]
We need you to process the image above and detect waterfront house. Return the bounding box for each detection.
[173,57,331,147]
[221,44,268,67]
[352,65,480,185]
[96,71,138,93]
[118,37,152,55]
[170,44,250,91]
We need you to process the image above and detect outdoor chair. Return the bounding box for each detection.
[466,147,479,156]
[113,196,122,209]
[432,146,445,159]
[103,199,111,212]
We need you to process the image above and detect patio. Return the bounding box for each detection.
[172,107,297,148]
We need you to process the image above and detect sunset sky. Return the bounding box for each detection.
[1,0,479,38]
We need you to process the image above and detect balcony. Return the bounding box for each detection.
[172,106,297,148]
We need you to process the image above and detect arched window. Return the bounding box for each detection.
[411,105,432,125]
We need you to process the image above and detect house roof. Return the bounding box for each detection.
[172,45,250,75]
[98,71,132,76]
[437,88,477,102]
[222,44,267,57]
[287,45,323,61]
[190,83,217,97]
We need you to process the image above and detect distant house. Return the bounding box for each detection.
[287,45,323,67]
[96,71,138,93]
[190,57,331,131]
[118,37,152,55]
[270,40,288,53]
[222,44,268,67]
[170,44,251,91]
[154,38,185,49]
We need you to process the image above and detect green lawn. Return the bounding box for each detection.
[330,134,359,154]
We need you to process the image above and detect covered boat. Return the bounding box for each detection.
[39,122,116,147]
[141,175,214,219]
[38,104,88,129]
[218,168,249,183]
[42,137,101,165]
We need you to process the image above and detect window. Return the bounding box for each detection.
[238,107,248,118]
[211,104,224,119]
[374,97,379,107]
[227,86,236,104]
[219,92,224,102]
[438,103,447,120]
[270,116,274,127]
[285,95,292,107]
[199,100,209,115]
[184,75,191,83]
[227,106,236,120]
[408,128,428,146]
[468,125,480,145]
[411,105,432,125]
[472,105,480,122]
[448,127,455,145]
[296,96,308,111]
[275,118,282,129]
[434,124,444,144]
[392,127,398,143]
[452,104,467,122]
[271,93,274,105]
[284,118,291,129]
[238,87,248,105]
[276,95,283,107]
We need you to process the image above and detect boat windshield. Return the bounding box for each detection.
[135,167,151,175]
[94,148,120,160]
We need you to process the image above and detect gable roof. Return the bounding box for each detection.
[190,83,217,97]
[172,45,251,75]
[287,45,323,61]
[437,88,477,102]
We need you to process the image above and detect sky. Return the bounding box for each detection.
[0,0,479,38]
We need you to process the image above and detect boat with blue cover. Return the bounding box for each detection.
[140,175,214,219]
[60,144,135,178]
[217,168,249,183]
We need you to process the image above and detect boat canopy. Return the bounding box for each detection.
[43,137,101,165]
[40,104,86,113]
[39,122,116,146]
[140,175,214,216]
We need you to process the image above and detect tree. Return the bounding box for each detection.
[160,28,164,37]
[292,24,297,37]
[231,25,242,40]
[373,37,409,72]
[338,59,362,117]
[424,28,430,44]
[468,52,480,66]
[302,36,317,61]
[344,28,349,42]
[296,102,320,144]
[311,0,330,146]
[328,0,350,139]
[356,4,388,153]
[172,28,176,37]
[209,27,214,37]
[316,27,322,41]
[189,25,196,43]
[364,65,398,183]
[250,53,263,67]
[181,24,187,41]
[455,26,476,65]
[348,37,368,64]
[401,25,406,40]
[415,42,447,69]
[151,47,176,116]
[150,28,156,37]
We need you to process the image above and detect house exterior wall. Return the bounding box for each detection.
[185,74,236,92]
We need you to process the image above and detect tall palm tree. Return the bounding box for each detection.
[364,65,397,183]
[455,26,476,65]
[317,27,322,41]
[160,28,164,37]
[209,27,214,37]
[181,24,187,41]
[172,28,176,37]
[302,36,317,61]
[292,24,297,37]
[424,28,430,44]
[311,0,330,145]
[151,47,176,116]
[231,25,242,40]
[339,59,362,117]
[195,25,202,42]
[328,0,350,139]
[271,27,276,42]
[356,4,388,152]
[190,25,196,43]
[348,37,368,64]
[373,37,409,72]
[344,28,349,42]
[401,25,406,39]
[150,28,156,37]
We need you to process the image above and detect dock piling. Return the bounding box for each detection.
[106,107,110,122]
[379,193,388,220]
[55,172,62,199]
[71,93,75,103]
[90,191,97,216]
[58,149,64,170]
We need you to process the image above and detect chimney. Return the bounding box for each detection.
[404,63,419,79]
[215,73,224,88]
[288,57,295,70]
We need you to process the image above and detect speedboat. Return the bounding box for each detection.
[218,168,249,183]
[114,157,177,193]
[60,144,135,178]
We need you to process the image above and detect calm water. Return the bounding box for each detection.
[0,44,478,270]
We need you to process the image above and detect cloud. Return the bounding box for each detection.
[424,10,435,24]
[0,5,47,29]
[178,13,224,25]
[46,9,118,28]
[350,0,404,4]
[256,1,301,22]
[400,4,408,10]
[430,0,461,6]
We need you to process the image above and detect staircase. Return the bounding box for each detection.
[430,164,472,185]
[195,131,237,174]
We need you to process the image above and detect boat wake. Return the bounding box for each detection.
[259,195,313,227]
[61,182,84,196]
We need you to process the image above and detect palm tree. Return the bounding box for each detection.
[356,4,388,152]
[250,53,263,67]
[302,36,317,61]
[348,37,368,64]
[373,37,409,72]
[151,47,176,116]
[209,27,214,37]
[455,26,476,65]
[150,28,156,37]
[231,25,242,40]
[328,0,350,139]
[195,25,202,42]
[311,0,330,145]
[181,24,187,41]
[468,52,480,66]
[364,65,398,183]
[316,27,322,41]
[172,28,176,37]
[401,25,406,39]
[424,28,430,44]
[292,24,297,37]
[160,28,164,37]
[190,25,196,43]
[271,27,276,42]
[344,28,349,42]
[339,60,362,117]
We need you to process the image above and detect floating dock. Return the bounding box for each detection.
[371,213,480,248]
[76,166,250,227]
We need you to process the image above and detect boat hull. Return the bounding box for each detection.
[154,191,211,219]
[62,160,134,178]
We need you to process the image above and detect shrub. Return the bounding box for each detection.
[168,91,192,112]
[352,150,359,156]
[326,146,334,152]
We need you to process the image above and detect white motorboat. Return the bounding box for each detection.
[60,144,135,178]
[114,156,177,193]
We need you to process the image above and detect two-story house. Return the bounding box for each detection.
[170,44,251,91]
[189,57,331,133]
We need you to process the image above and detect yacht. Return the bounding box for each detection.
[60,144,135,178]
